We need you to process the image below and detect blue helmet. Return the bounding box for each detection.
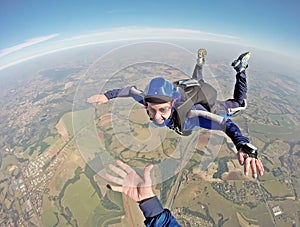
[144,77,174,103]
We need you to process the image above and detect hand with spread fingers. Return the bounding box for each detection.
[237,150,264,178]
[105,160,155,203]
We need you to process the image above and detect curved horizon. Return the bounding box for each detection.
[0,27,297,72]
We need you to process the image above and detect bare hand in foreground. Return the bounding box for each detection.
[105,160,155,203]
[237,150,264,178]
[86,94,108,105]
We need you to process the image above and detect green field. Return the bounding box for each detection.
[62,174,98,225]
[262,180,293,197]
[249,122,300,142]
[42,197,67,227]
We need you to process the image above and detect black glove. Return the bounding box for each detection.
[238,143,258,159]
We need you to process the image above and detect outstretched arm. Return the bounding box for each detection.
[186,109,264,179]
[86,86,145,105]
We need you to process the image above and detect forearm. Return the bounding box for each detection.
[104,86,134,99]
[104,86,145,104]
[225,119,250,148]
[139,196,164,218]
[139,196,180,226]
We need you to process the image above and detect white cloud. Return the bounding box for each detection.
[0,33,59,58]
[0,28,243,71]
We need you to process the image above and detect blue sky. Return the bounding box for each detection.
[1,0,300,69]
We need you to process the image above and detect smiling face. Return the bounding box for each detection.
[146,102,173,124]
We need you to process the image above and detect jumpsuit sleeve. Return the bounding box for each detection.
[104,86,145,105]
[139,196,181,227]
[184,104,250,148]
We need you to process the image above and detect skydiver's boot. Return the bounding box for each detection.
[197,48,207,68]
[232,51,251,72]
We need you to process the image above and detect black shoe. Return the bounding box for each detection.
[232,51,251,72]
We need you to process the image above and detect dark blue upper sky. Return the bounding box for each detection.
[0,0,299,67]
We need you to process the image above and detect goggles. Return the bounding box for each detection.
[145,105,172,115]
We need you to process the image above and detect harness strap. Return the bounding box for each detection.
[188,110,224,124]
